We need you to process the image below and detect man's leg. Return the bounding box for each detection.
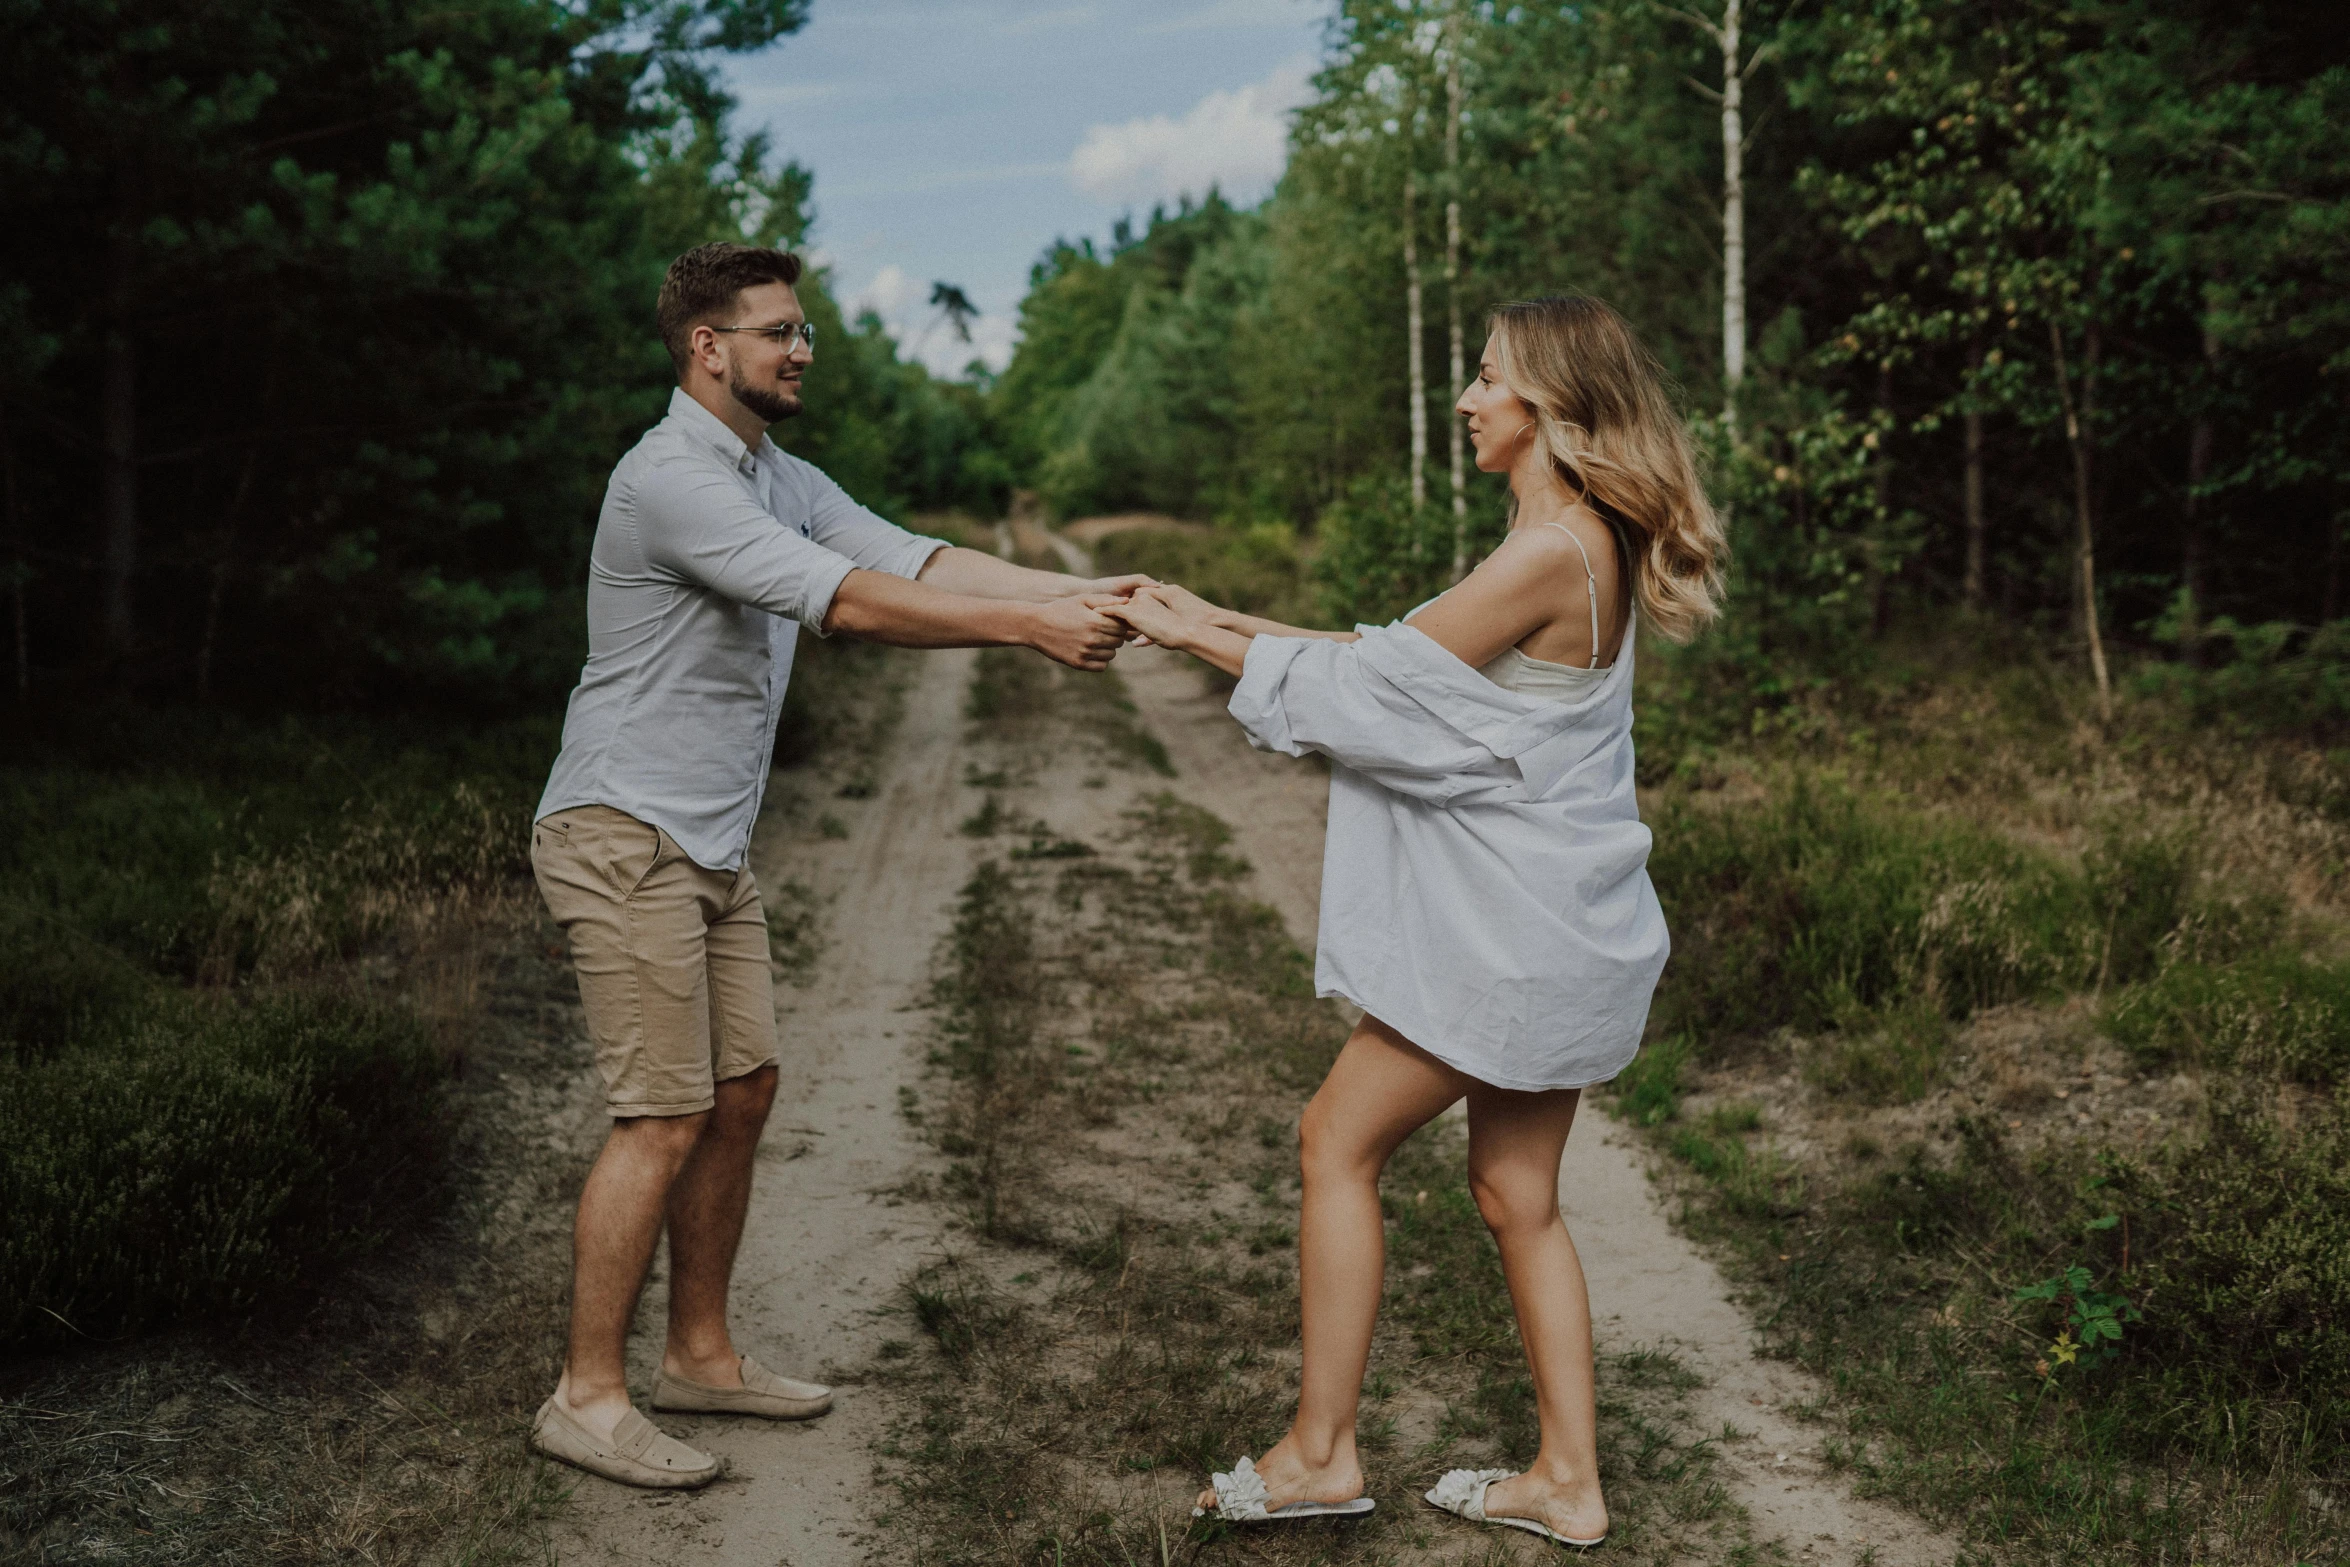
[661,1064,778,1385]
[531,807,734,1446]
[556,1111,710,1438]
[661,862,786,1387]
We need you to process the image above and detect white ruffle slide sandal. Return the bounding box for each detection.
[1191,1455,1375,1522]
[1424,1468,1606,1549]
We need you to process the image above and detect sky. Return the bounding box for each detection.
[723,0,1330,378]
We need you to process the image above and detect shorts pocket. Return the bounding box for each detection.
[616,818,668,898]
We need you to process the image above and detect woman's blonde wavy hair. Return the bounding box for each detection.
[1487,295,1726,643]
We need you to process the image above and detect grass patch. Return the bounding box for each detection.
[1626,658,2350,1563]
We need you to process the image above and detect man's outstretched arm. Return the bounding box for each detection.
[821,569,1128,671]
[916,545,1152,604]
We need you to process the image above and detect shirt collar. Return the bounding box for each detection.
[665,387,776,477]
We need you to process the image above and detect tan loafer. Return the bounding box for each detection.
[529,1395,721,1489]
[651,1355,832,1421]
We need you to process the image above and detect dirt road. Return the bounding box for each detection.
[550,561,1957,1562]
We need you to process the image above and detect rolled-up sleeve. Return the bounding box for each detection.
[800,465,949,580]
[634,456,857,629]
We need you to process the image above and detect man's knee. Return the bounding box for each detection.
[612,1108,712,1170]
[711,1064,778,1136]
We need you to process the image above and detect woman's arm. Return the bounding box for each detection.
[1110,587,1256,678]
[1147,583,1361,646]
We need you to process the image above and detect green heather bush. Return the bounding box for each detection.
[2105,953,2350,1086]
[0,904,153,1062]
[2137,617,2350,743]
[2109,1095,2350,1426]
[1647,776,2203,1049]
[0,713,544,1350]
[0,992,448,1346]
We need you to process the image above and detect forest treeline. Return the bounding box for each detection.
[0,0,1001,710]
[6,0,2346,725]
[997,0,2350,732]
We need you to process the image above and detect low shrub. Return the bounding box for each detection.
[2104,953,2350,1086]
[0,991,449,1347]
[2136,616,2350,743]
[0,904,153,1063]
[2107,1094,2350,1436]
[1649,777,2203,1053]
[0,708,542,1351]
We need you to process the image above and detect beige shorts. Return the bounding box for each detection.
[531,805,779,1118]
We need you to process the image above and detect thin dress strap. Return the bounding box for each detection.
[1538,521,1604,668]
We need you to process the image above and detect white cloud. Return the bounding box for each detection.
[847,263,921,323]
[1068,54,1314,208]
[842,264,1015,379]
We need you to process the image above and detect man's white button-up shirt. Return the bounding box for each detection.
[537,389,945,870]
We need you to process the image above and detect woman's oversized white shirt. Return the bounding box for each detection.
[1227,620,1668,1091]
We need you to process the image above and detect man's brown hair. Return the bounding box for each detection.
[656,242,804,377]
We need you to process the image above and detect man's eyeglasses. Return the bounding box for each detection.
[711,321,817,351]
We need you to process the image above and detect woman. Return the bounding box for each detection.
[1110,295,1723,1548]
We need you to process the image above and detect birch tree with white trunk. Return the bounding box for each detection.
[1444,0,1471,581]
[1662,0,1768,440]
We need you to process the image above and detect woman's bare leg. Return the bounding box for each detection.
[1463,1084,1609,1541]
[1198,1014,1467,1512]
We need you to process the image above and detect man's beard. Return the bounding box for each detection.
[728,364,801,424]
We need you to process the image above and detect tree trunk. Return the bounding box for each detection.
[1963,335,1986,612]
[1444,4,1469,582]
[2179,319,2219,665]
[1718,0,1745,438]
[101,195,139,671]
[197,445,263,704]
[1870,361,1893,637]
[1404,162,1427,515]
[2049,318,2113,723]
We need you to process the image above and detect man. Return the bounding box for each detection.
[526,242,1144,1488]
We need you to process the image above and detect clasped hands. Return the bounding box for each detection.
[1038,577,1231,671]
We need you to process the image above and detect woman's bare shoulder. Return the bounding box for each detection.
[1483,508,1617,580]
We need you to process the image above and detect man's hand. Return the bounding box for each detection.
[1028,593,1131,671]
[1086,572,1157,600]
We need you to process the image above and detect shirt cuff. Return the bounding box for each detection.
[798,552,862,638]
[895,535,952,581]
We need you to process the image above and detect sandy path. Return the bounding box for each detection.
[553,650,979,1567]
[1104,551,1958,1565]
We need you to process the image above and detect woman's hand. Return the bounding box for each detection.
[1139,580,1224,626]
[1106,584,1256,678]
[1106,584,1200,650]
